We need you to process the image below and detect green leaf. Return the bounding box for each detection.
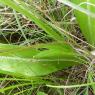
[0,43,85,78]
[71,0,95,46]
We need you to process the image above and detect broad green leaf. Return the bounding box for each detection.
[0,43,85,78]
[0,0,64,41]
[71,0,95,46]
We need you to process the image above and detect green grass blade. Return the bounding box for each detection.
[58,0,95,18]
[71,0,95,46]
[47,82,95,89]
[0,83,32,92]
[13,10,29,45]
[0,0,64,41]
[58,0,95,46]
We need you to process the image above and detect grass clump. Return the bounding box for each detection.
[0,0,95,95]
